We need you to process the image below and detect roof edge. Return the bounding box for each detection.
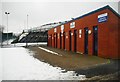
[52,5,120,29]
[107,5,120,18]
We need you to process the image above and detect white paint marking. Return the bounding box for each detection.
[38,47,62,56]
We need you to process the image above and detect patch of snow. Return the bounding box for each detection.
[0,49,2,82]
[2,39,14,45]
[18,33,28,41]
[1,47,86,80]
[13,42,47,47]
[38,47,62,56]
[28,42,47,45]
[1,39,16,48]
[1,42,47,48]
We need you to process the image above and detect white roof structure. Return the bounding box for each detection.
[29,22,63,32]
[26,21,69,32]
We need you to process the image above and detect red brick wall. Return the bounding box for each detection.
[48,8,120,59]
[107,9,120,59]
[118,3,120,59]
[57,26,61,49]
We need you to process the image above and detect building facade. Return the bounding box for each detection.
[48,5,120,59]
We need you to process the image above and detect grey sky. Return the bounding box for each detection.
[0,1,119,33]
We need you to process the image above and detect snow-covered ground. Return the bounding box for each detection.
[0,48,2,81]
[1,39,47,48]
[0,40,86,81]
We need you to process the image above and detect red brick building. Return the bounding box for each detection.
[48,5,120,59]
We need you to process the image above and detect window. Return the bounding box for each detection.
[61,25,64,31]
[54,28,57,32]
[61,25,64,33]
[70,22,75,28]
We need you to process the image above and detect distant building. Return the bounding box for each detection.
[2,32,13,41]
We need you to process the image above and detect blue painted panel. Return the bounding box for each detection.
[98,16,108,23]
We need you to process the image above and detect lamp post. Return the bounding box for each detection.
[0,26,3,47]
[27,14,28,32]
[5,12,10,45]
[26,14,28,47]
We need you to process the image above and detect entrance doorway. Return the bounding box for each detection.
[54,34,55,48]
[63,32,65,49]
[69,31,72,51]
[50,35,52,47]
[60,33,62,49]
[74,30,77,52]
[56,33,57,48]
[93,26,98,55]
[84,27,88,54]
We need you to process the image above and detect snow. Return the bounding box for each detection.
[2,41,47,48]
[0,48,2,81]
[38,47,62,56]
[2,39,14,45]
[0,47,86,80]
[18,33,28,41]
[1,39,16,48]
[13,42,47,47]
[1,39,47,48]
